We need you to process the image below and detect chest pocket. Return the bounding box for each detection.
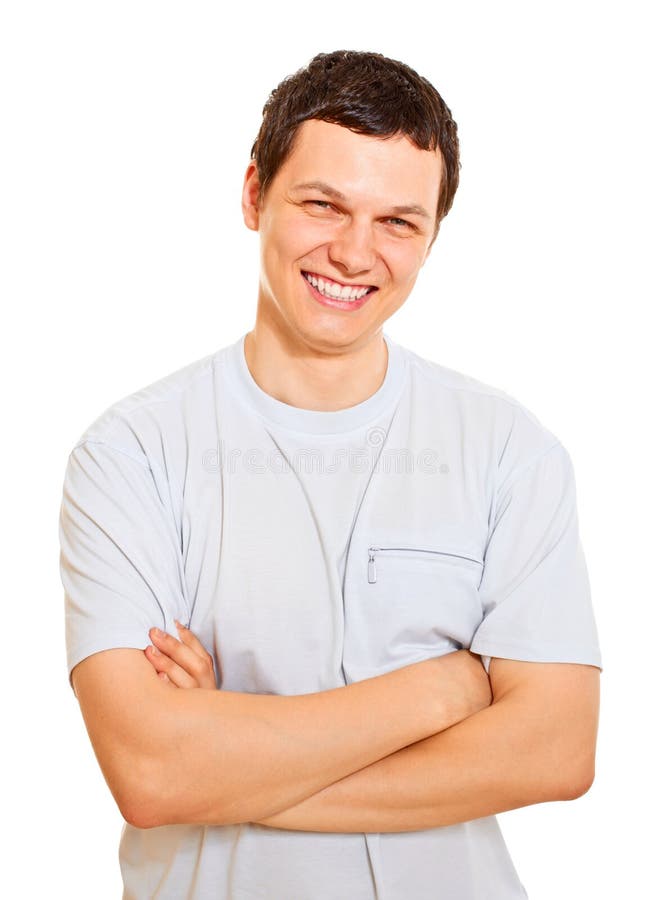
[358,544,485,670]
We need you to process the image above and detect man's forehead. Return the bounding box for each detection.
[289,118,437,159]
[279,119,443,209]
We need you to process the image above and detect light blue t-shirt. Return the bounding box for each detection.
[59,332,602,899]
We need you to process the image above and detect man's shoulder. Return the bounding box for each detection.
[67,342,233,465]
[398,340,563,476]
[402,341,532,410]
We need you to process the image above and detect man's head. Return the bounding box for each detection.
[242,50,460,355]
[250,50,460,241]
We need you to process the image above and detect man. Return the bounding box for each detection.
[59,50,601,900]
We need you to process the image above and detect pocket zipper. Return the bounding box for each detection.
[367,546,483,584]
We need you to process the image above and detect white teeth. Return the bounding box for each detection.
[305,272,372,302]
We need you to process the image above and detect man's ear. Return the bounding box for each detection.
[241,161,262,232]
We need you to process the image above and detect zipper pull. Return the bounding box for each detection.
[368,549,377,584]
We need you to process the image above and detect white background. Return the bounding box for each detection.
[2,1,648,897]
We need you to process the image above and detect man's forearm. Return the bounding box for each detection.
[145,651,487,828]
[252,688,577,833]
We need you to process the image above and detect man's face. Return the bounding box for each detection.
[242,118,443,354]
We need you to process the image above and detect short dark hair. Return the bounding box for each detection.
[250,50,461,234]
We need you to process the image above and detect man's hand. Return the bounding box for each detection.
[144,620,218,690]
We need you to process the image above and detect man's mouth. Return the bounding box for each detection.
[301,270,378,303]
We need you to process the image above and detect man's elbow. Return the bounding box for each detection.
[120,791,166,830]
[119,780,188,830]
[111,756,169,830]
[117,757,231,830]
[551,740,597,802]
[121,797,162,830]
[123,806,175,830]
[560,759,596,801]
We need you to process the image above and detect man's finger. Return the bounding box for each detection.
[174,621,217,688]
[149,627,207,680]
[145,643,197,689]
[174,620,215,668]
[148,625,217,689]
[158,671,177,688]
[175,621,221,685]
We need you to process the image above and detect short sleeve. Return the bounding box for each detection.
[59,440,190,693]
[470,441,602,675]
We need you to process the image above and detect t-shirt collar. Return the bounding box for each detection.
[224,331,407,435]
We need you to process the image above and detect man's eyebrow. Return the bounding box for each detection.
[292,181,347,200]
[290,181,432,220]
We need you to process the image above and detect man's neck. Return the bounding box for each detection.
[243,326,389,413]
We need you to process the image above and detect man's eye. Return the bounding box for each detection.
[387,217,413,228]
[307,200,333,210]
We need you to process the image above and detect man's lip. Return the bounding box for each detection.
[301,270,378,291]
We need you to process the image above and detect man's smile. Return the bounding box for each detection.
[300,269,379,311]
[300,270,378,302]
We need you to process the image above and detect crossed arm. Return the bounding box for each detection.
[254,656,600,833]
[72,622,600,832]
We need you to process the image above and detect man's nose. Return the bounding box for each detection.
[328,219,377,276]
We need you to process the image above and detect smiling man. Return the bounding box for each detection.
[59,50,602,900]
[240,115,443,404]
